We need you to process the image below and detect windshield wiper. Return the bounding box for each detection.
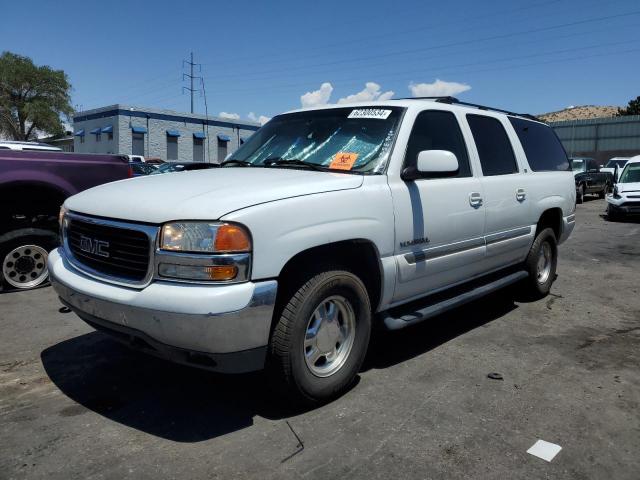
[221,159,254,167]
[263,158,325,171]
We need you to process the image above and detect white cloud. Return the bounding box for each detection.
[408,79,471,97]
[300,82,334,108]
[219,111,240,120]
[248,112,271,125]
[337,82,395,104]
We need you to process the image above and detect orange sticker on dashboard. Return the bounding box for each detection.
[330,152,359,170]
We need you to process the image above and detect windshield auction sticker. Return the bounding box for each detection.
[348,109,392,120]
[330,152,359,170]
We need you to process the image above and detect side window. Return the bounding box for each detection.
[467,114,518,176]
[404,110,471,178]
[508,117,569,171]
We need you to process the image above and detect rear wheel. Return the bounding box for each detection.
[268,269,371,405]
[521,228,558,299]
[599,183,609,199]
[1,234,56,290]
[576,184,585,204]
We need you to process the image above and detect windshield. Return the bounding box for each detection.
[619,163,640,183]
[606,159,628,168]
[571,159,585,172]
[229,107,404,173]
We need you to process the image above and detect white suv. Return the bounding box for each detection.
[49,98,575,403]
[607,155,640,220]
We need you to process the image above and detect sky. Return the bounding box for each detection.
[1,0,639,125]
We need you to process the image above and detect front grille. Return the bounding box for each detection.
[66,218,151,282]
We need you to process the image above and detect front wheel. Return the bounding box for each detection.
[607,203,621,222]
[268,269,371,405]
[520,228,558,299]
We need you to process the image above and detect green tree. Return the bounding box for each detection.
[0,51,73,141]
[617,96,640,116]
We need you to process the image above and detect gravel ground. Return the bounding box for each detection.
[1,197,639,480]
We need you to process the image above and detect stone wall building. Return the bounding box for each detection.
[73,105,260,162]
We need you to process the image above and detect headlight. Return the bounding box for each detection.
[157,222,252,283]
[160,222,251,253]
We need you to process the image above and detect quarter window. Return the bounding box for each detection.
[404,110,471,178]
[467,114,518,176]
[509,117,569,171]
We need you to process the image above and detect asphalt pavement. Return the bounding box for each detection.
[1,197,639,479]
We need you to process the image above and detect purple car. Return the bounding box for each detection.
[0,150,131,290]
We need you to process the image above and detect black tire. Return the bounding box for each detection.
[268,269,371,405]
[576,184,584,204]
[0,232,57,290]
[607,204,620,222]
[521,228,558,300]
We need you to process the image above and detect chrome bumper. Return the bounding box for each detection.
[48,248,278,373]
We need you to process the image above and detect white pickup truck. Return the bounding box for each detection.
[49,98,575,403]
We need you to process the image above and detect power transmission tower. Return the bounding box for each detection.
[182,52,201,114]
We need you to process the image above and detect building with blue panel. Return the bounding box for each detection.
[72,105,260,163]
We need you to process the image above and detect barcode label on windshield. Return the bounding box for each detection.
[348,109,392,120]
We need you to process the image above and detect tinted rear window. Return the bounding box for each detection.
[467,114,518,176]
[509,117,569,172]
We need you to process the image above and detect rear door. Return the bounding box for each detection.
[464,114,534,272]
[389,109,486,303]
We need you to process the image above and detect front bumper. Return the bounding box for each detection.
[606,195,640,215]
[48,248,278,373]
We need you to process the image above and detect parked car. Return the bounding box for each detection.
[571,157,613,203]
[606,155,640,220]
[0,140,62,152]
[150,161,218,174]
[130,162,157,176]
[50,98,575,403]
[0,150,130,290]
[600,157,630,176]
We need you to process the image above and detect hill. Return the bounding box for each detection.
[538,105,619,123]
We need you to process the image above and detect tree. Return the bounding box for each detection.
[0,52,73,141]
[617,96,640,116]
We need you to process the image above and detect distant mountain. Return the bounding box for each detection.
[538,105,620,123]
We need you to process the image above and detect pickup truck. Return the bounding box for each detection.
[571,157,613,203]
[0,150,130,290]
[49,98,576,404]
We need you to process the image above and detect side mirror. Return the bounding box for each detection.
[402,150,459,180]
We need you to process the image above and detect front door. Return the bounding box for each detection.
[390,110,486,303]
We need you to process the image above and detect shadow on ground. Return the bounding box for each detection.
[41,290,518,443]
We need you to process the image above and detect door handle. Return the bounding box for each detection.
[516,188,526,202]
[469,192,483,208]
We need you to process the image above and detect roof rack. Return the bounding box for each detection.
[396,96,541,122]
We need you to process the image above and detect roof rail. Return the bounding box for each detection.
[395,96,540,121]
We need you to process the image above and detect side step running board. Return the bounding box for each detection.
[381,271,528,330]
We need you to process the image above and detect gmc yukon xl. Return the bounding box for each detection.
[49,98,575,403]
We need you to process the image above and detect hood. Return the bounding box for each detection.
[65,167,364,223]
[618,182,640,194]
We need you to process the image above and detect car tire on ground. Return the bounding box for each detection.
[599,183,609,199]
[268,269,372,405]
[520,227,558,300]
[576,184,585,204]
[0,230,57,291]
[607,203,621,222]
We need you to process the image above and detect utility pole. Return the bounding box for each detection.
[182,52,201,114]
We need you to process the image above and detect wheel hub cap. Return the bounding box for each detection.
[304,295,356,377]
[2,245,49,289]
[536,241,552,284]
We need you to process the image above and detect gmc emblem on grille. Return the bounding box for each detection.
[79,235,110,258]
